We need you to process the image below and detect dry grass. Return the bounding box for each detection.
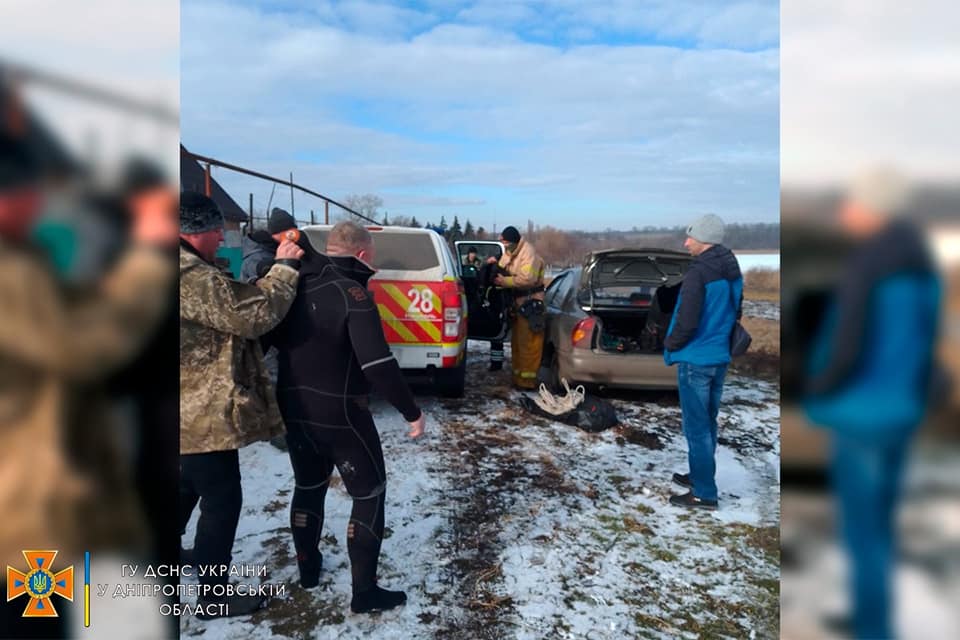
[741,317,779,356]
[744,268,779,302]
[732,316,779,381]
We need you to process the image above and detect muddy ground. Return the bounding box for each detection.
[181,340,780,640]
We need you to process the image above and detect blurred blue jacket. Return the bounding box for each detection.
[664,244,743,367]
[803,221,941,437]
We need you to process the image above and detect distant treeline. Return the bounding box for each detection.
[393,217,778,267]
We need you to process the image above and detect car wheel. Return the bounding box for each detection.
[435,355,467,398]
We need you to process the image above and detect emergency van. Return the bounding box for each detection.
[302,226,508,397]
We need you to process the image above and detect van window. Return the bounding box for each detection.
[373,233,441,271]
[302,229,440,271]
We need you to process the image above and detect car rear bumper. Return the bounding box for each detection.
[558,348,678,389]
[390,341,465,369]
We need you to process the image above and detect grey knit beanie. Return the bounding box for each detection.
[686,214,725,245]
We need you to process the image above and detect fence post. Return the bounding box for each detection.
[249,193,254,229]
[325,200,329,224]
[310,209,315,224]
[289,172,295,217]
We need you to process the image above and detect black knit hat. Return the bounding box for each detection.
[0,132,40,191]
[180,191,223,234]
[119,156,168,198]
[501,226,521,243]
[268,207,296,234]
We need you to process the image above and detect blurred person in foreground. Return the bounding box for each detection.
[0,131,177,638]
[179,191,303,618]
[263,220,426,614]
[802,168,942,639]
[663,214,743,510]
[487,225,546,387]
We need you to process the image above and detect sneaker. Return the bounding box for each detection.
[671,472,692,488]
[350,586,407,613]
[196,592,268,619]
[669,491,718,510]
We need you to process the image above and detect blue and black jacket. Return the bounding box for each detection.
[803,220,941,436]
[664,244,743,367]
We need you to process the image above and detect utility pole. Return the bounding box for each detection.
[289,172,295,216]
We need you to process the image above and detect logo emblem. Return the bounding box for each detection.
[6,550,73,617]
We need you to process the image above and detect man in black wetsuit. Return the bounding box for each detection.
[264,220,427,614]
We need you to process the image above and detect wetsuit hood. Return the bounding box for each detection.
[326,254,376,286]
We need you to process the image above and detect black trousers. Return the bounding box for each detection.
[284,400,387,594]
[179,449,242,588]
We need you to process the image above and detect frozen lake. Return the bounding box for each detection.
[735,252,779,272]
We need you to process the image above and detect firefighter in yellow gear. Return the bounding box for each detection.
[489,226,546,390]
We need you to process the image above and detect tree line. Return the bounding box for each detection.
[340,194,778,267]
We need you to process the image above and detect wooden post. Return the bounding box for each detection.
[204,163,212,197]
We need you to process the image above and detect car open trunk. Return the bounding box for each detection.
[576,249,691,354]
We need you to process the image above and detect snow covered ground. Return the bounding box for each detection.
[181,341,780,639]
[781,442,960,640]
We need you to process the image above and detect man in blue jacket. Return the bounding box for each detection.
[664,214,743,510]
[802,168,941,640]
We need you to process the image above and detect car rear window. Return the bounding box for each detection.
[302,228,440,271]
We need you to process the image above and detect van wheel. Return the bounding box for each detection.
[435,357,466,398]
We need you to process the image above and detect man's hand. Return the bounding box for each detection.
[130,187,178,246]
[493,274,507,287]
[276,239,305,261]
[486,256,498,265]
[407,412,426,439]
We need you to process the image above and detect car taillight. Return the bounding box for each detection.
[441,281,464,340]
[571,317,596,348]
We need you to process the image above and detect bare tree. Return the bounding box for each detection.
[342,193,385,221]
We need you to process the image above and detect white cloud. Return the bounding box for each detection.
[782,0,960,186]
[182,0,779,229]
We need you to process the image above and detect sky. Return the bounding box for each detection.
[181,0,780,231]
[0,1,180,177]
[782,0,960,188]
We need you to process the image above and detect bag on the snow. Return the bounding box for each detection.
[519,380,619,432]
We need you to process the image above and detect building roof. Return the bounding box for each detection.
[180,145,247,223]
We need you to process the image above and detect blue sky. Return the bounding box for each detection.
[181,0,779,231]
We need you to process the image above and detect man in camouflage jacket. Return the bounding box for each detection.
[179,191,303,618]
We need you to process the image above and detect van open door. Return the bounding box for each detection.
[454,240,508,340]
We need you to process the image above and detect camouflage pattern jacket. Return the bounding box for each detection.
[0,239,174,567]
[179,242,298,454]
[498,238,546,305]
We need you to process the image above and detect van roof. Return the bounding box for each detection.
[302,224,435,235]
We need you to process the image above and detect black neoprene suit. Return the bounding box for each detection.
[263,249,421,593]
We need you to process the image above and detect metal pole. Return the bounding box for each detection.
[181,147,375,223]
[325,201,329,224]
[289,172,295,217]
[249,193,254,229]
[310,209,315,225]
